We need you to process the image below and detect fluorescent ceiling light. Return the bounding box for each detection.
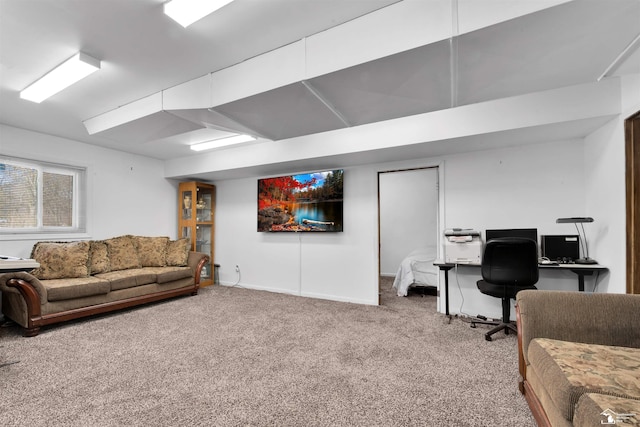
[164,0,234,27]
[190,134,256,151]
[20,52,101,103]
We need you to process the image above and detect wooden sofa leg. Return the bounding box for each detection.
[23,326,40,337]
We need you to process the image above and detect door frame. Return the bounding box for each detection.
[377,164,444,304]
[625,110,640,294]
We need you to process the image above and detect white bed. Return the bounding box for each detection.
[392,247,438,297]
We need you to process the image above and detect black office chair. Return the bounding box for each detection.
[471,237,539,341]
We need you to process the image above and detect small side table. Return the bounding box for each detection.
[0,256,40,273]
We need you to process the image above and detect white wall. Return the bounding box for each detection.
[374,138,590,318]
[584,73,640,293]
[440,138,591,318]
[212,136,591,315]
[379,168,439,276]
[215,166,378,305]
[0,125,178,258]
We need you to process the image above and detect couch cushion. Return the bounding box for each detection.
[30,241,90,280]
[133,236,169,267]
[574,393,640,427]
[528,338,640,421]
[166,238,190,266]
[43,276,111,302]
[104,235,141,271]
[94,268,157,291]
[89,241,110,274]
[143,266,193,284]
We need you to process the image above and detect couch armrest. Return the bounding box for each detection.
[516,290,640,385]
[0,272,47,335]
[187,251,209,285]
[0,271,48,306]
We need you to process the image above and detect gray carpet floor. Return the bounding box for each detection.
[0,278,536,426]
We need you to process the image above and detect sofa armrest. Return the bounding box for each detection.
[516,290,640,386]
[0,271,48,306]
[0,272,47,334]
[187,251,209,285]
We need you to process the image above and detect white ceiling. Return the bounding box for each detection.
[1,0,639,163]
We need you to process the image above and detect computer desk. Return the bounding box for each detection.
[433,261,608,318]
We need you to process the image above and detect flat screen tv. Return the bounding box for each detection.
[258,169,344,232]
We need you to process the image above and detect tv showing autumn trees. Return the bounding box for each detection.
[258,170,344,232]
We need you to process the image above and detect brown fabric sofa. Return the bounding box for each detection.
[516,290,640,427]
[0,235,209,337]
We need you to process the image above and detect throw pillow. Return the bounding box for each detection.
[104,235,141,271]
[166,238,190,266]
[30,241,90,280]
[89,241,110,274]
[133,236,169,267]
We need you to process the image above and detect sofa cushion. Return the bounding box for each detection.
[133,236,169,267]
[574,393,640,427]
[94,268,157,291]
[30,241,90,280]
[104,235,141,271]
[89,241,110,274]
[528,338,640,421]
[166,238,190,266]
[143,266,192,284]
[43,276,111,302]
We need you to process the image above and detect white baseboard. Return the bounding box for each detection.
[217,281,378,306]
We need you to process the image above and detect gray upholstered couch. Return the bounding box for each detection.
[0,235,208,337]
[516,290,640,427]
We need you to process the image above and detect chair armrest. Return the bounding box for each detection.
[516,290,640,366]
[516,290,640,392]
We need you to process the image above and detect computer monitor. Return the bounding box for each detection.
[541,235,580,262]
[485,228,538,244]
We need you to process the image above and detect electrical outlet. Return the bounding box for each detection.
[235,265,240,272]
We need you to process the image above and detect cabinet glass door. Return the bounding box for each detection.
[181,226,191,242]
[195,225,211,251]
[179,181,215,287]
[181,190,193,220]
[195,224,212,278]
[196,187,213,222]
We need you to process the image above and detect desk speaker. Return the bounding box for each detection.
[541,235,579,262]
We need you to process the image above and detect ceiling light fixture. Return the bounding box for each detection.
[20,52,101,103]
[164,0,234,27]
[190,134,256,152]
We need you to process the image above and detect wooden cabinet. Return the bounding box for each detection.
[178,181,215,287]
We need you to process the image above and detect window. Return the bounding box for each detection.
[0,157,86,234]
